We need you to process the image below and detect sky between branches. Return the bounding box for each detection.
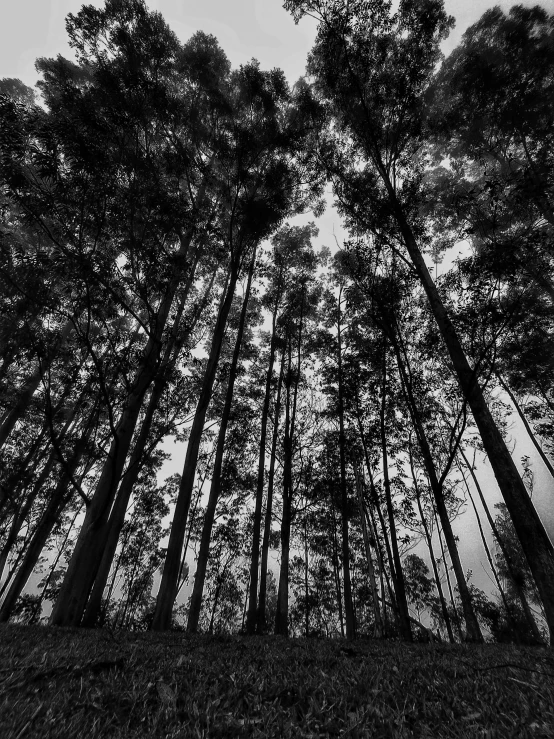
[1,0,553,608]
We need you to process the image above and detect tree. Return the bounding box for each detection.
[285,0,554,641]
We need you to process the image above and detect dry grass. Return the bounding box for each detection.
[0,624,553,737]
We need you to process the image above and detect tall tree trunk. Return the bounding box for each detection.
[379,347,412,641]
[80,260,211,627]
[256,346,285,634]
[187,248,256,632]
[355,464,383,637]
[304,516,310,637]
[435,511,463,641]
[152,257,242,631]
[246,313,278,634]
[336,287,355,638]
[275,286,305,638]
[386,184,554,641]
[329,473,345,637]
[275,341,294,637]
[388,322,483,642]
[408,443,455,643]
[51,224,203,628]
[458,447,543,644]
[496,373,554,481]
[0,418,94,622]
[0,319,76,451]
[461,466,521,642]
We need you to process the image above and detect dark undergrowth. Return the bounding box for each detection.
[0,625,553,738]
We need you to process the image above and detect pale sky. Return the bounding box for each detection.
[2,0,553,619]
[1,1,550,91]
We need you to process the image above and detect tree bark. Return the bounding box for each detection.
[388,322,483,642]
[355,464,383,637]
[80,260,211,627]
[0,418,94,622]
[51,223,201,627]
[408,443,455,643]
[256,345,285,634]
[336,287,355,638]
[379,346,412,641]
[152,256,242,630]
[246,312,278,634]
[187,247,256,632]
[385,183,554,642]
[275,340,294,637]
[458,447,543,644]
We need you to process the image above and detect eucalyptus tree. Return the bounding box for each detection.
[152,60,319,631]
[245,222,319,634]
[317,256,360,637]
[285,0,554,640]
[47,0,230,627]
[274,241,322,636]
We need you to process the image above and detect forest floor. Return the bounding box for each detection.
[0,625,553,738]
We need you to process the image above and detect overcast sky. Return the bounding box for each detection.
[0,0,550,90]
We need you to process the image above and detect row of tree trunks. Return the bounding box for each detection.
[152,253,243,630]
[80,259,216,628]
[187,247,257,632]
[386,185,554,642]
[49,216,204,627]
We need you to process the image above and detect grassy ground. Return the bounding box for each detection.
[0,625,553,738]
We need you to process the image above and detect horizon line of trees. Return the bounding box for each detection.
[0,0,552,645]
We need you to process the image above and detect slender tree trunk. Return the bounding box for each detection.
[435,510,463,641]
[355,464,383,637]
[304,516,310,637]
[275,341,294,637]
[152,258,242,631]
[187,248,256,632]
[408,445,454,643]
[275,285,305,638]
[387,312,483,642]
[336,288,355,638]
[80,261,211,627]
[0,319,76,451]
[379,347,412,641]
[386,184,554,641]
[31,505,82,622]
[458,447,543,644]
[0,420,93,621]
[246,313,278,634]
[496,374,554,481]
[257,346,285,634]
[50,181,211,628]
[460,466,521,641]
[329,475,345,637]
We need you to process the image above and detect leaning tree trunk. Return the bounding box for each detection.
[461,467,521,642]
[50,223,201,628]
[388,323,483,642]
[379,347,412,641]
[152,258,242,631]
[408,443,455,643]
[385,181,554,642]
[187,248,256,632]
[0,413,95,622]
[355,464,383,637]
[458,447,543,644]
[80,260,212,627]
[0,319,76,451]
